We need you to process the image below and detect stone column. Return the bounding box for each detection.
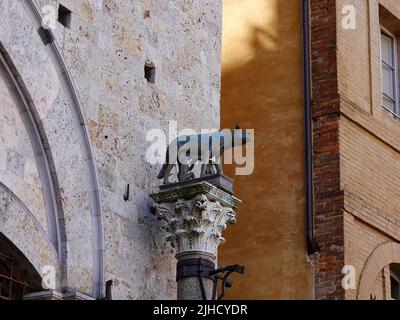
[151,181,241,300]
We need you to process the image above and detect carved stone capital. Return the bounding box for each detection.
[151,182,240,259]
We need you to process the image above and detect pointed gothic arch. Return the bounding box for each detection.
[0,0,105,297]
[0,232,43,300]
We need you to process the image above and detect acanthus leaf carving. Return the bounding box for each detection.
[153,194,237,258]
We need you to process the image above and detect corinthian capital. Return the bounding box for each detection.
[155,194,237,258]
[151,182,241,259]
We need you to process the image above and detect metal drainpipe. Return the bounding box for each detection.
[302,0,319,255]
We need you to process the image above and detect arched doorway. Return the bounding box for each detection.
[0,233,42,300]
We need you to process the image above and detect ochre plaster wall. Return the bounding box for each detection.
[220,0,314,299]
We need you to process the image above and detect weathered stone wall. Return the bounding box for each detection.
[0,0,222,300]
[0,60,47,231]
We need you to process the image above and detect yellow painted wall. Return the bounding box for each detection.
[219,0,314,299]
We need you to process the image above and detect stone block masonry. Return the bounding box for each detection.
[0,0,222,299]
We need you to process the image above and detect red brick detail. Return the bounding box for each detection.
[310,0,345,300]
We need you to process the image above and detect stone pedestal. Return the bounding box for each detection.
[160,174,235,194]
[151,180,241,300]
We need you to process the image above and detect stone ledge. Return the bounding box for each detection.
[160,174,234,194]
[151,180,242,209]
[24,289,94,301]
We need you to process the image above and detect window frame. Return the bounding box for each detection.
[380,26,399,115]
[391,271,400,300]
[0,252,38,300]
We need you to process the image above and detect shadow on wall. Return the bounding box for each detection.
[219,0,314,300]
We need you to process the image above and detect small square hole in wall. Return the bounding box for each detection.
[37,27,52,46]
[144,62,156,84]
[58,4,72,28]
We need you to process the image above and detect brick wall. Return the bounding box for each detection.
[339,0,400,300]
[312,0,400,300]
[311,0,345,300]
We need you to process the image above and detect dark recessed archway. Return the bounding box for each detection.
[0,233,42,300]
[390,264,400,300]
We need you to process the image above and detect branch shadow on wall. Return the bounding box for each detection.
[220,0,313,300]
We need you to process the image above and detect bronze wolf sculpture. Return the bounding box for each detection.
[157,126,251,184]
